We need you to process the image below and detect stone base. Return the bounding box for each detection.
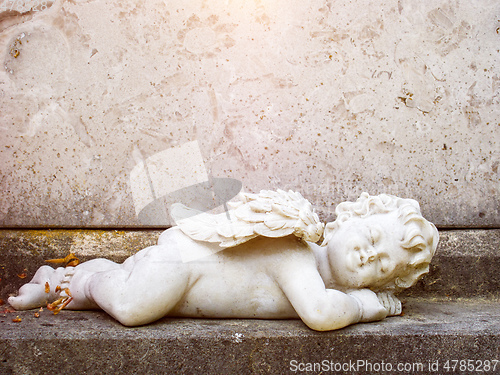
[1,298,499,374]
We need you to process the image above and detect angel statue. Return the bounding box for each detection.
[9,190,438,331]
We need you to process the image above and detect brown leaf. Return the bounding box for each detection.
[46,253,79,265]
[66,259,80,267]
[47,297,65,311]
[47,296,73,315]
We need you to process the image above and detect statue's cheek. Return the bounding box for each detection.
[345,251,361,272]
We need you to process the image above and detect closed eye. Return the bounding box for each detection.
[369,227,382,245]
[379,257,394,274]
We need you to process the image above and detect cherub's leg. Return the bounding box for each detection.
[9,244,190,326]
[8,266,63,310]
[8,259,121,311]
[84,254,190,326]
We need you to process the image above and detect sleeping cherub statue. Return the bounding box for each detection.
[8,190,438,331]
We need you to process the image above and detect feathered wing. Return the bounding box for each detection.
[171,189,324,248]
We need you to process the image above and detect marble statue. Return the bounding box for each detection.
[9,190,438,331]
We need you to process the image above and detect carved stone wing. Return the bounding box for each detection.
[171,189,324,248]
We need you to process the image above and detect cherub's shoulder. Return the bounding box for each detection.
[158,226,216,250]
[244,236,317,269]
[221,235,314,261]
[157,226,186,245]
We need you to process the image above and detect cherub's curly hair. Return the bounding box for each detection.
[322,193,439,292]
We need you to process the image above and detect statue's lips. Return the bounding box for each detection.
[137,177,242,225]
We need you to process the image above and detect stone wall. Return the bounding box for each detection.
[1,0,498,228]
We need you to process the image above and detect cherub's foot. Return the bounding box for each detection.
[8,265,67,310]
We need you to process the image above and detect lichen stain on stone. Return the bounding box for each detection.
[0,230,160,260]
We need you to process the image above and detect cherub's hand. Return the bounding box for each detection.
[376,292,402,316]
[346,289,388,323]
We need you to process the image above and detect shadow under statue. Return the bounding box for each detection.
[9,190,438,331]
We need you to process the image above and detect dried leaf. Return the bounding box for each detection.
[46,253,79,265]
[66,259,80,267]
[45,282,50,293]
[47,297,64,311]
[47,288,73,314]
[17,271,27,279]
[12,316,22,323]
[48,297,73,315]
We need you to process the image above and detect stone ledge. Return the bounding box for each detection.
[402,229,500,298]
[1,229,499,300]
[1,298,499,374]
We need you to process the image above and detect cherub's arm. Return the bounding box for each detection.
[276,257,389,331]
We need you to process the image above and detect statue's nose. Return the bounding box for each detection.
[360,247,377,263]
[367,247,378,261]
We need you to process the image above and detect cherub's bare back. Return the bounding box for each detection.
[146,227,309,319]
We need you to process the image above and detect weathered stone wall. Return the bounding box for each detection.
[1,0,498,228]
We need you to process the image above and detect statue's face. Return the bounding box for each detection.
[326,211,411,290]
